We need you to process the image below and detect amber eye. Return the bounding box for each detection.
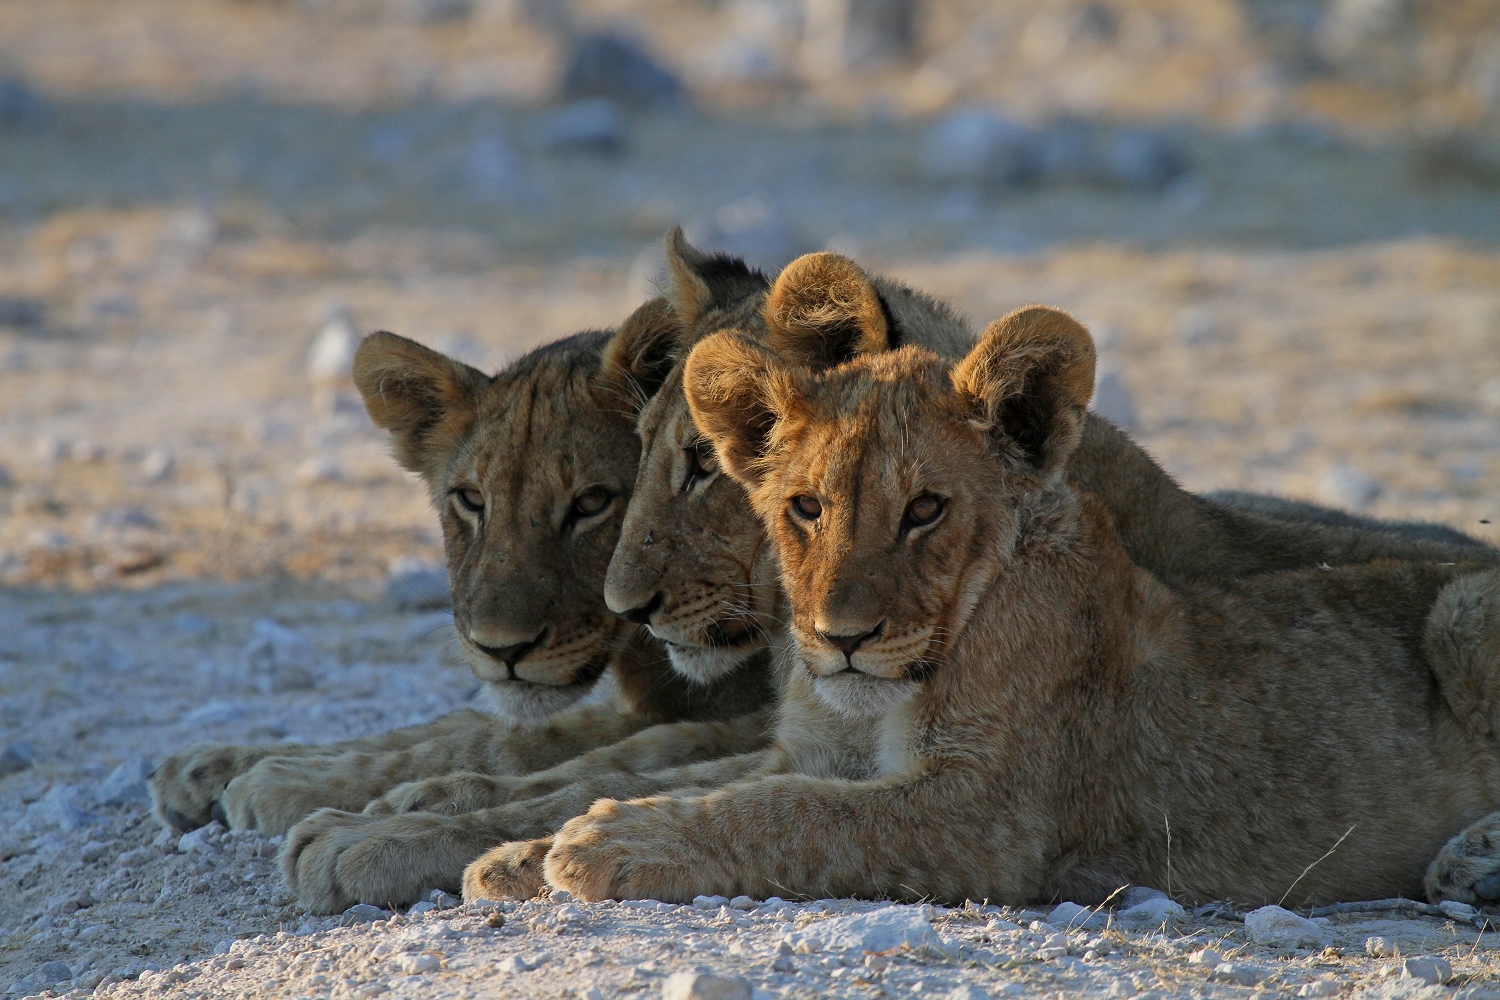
[455,487,485,514]
[904,494,945,528]
[684,442,719,486]
[790,495,822,520]
[572,487,612,518]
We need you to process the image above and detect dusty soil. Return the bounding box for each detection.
[2,1,1500,997]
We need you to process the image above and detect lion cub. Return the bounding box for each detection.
[151,301,773,913]
[538,306,1500,906]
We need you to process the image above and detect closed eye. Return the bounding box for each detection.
[453,487,485,514]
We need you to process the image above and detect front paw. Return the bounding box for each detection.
[150,744,272,831]
[221,756,351,836]
[363,773,519,817]
[1426,811,1500,903]
[463,838,553,901]
[545,798,706,903]
[280,809,479,914]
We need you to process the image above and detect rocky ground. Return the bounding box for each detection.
[2,0,1500,997]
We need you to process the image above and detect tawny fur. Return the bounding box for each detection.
[537,313,1500,906]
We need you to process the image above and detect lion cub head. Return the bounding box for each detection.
[684,306,1095,718]
[354,300,679,724]
[603,231,971,685]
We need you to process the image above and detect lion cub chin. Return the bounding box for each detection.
[535,302,1500,907]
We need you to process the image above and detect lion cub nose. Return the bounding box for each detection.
[618,592,664,625]
[816,621,885,657]
[470,631,545,668]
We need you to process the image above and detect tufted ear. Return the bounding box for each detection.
[354,331,489,483]
[762,251,891,368]
[950,306,1096,485]
[596,297,685,416]
[664,226,770,331]
[683,332,804,489]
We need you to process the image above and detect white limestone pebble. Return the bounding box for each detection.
[729,895,755,910]
[1245,905,1327,949]
[790,906,939,954]
[343,904,392,924]
[95,757,155,807]
[1401,956,1453,986]
[393,953,440,974]
[1366,936,1398,958]
[662,971,751,1000]
[1116,896,1187,928]
[693,894,730,909]
[496,955,537,973]
[1049,901,1106,930]
[1300,981,1340,997]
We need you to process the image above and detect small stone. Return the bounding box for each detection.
[0,740,34,777]
[1320,465,1383,508]
[177,823,223,854]
[729,895,755,910]
[948,987,992,1000]
[1116,897,1187,928]
[80,841,109,863]
[562,33,681,107]
[549,889,573,904]
[1299,981,1339,997]
[408,901,438,915]
[662,971,751,1000]
[343,903,392,924]
[1439,900,1477,921]
[431,889,462,909]
[1210,963,1262,986]
[1244,904,1327,949]
[789,906,939,954]
[1366,936,1397,958]
[496,955,535,973]
[693,894,730,909]
[24,784,97,831]
[38,962,73,985]
[485,912,505,929]
[394,953,440,974]
[555,905,587,923]
[308,311,360,381]
[140,448,175,483]
[533,98,626,154]
[96,757,155,807]
[1049,901,1106,931]
[1188,949,1222,966]
[1401,956,1453,986]
[1119,886,1167,909]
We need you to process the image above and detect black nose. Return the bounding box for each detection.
[619,592,664,625]
[473,632,544,668]
[818,621,885,657]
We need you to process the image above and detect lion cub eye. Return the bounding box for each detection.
[903,494,945,528]
[455,487,485,514]
[790,495,822,521]
[683,442,719,487]
[572,487,612,518]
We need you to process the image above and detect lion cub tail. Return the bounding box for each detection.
[1427,569,1500,737]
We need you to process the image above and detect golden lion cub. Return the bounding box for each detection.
[540,306,1500,906]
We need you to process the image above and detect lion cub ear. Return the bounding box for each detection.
[762,251,890,368]
[683,332,804,488]
[597,297,685,416]
[664,226,770,331]
[950,305,1096,484]
[354,331,489,481]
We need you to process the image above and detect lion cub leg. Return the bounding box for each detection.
[1425,570,1500,738]
[464,838,554,901]
[1425,812,1500,903]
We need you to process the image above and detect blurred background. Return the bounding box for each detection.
[0,0,1498,591]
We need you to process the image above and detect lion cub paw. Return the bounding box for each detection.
[463,838,553,901]
[1426,811,1500,904]
[545,797,704,903]
[363,772,518,817]
[150,744,275,831]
